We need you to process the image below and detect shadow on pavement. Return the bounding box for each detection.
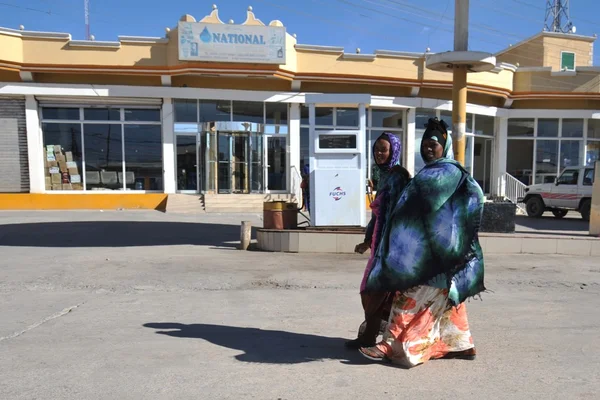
[0,221,256,248]
[143,322,365,365]
[515,215,589,236]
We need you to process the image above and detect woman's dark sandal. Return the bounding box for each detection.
[438,348,476,360]
[359,346,389,362]
[344,338,375,349]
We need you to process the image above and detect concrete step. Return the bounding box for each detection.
[203,193,297,213]
[166,194,205,213]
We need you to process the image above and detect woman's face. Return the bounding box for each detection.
[374,139,391,166]
[421,138,444,163]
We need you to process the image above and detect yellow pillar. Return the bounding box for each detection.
[590,161,600,236]
[452,65,468,166]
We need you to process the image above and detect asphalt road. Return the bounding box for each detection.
[0,211,598,400]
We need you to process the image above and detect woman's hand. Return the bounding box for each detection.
[354,240,371,254]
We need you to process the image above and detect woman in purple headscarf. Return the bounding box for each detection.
[346,132,411,349]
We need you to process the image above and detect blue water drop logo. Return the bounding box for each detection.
[199,27,211,43]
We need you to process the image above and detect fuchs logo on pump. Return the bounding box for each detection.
[329,187,346,201]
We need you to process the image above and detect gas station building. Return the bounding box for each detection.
[1,6,599,211]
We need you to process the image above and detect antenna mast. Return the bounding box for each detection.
[544,0,574,33]
[85,0,91,40]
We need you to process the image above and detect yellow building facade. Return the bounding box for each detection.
[0,6,599,210]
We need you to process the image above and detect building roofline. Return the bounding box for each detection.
[0,26,71,40]
[495,31,596,57]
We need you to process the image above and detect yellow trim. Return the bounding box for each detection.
[0,194,168,211]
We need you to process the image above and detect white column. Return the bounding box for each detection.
[359,103,367,228]
[25,95,44,193]
[493,117,508,197]
[289,103,301,200]
[405,107,416,176]
[162,98,176,194]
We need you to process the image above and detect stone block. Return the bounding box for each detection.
[521,238,558,254]
[556,239,592,256]
[287,232,299,253]
[298,232,337,253]
[336,234,363,253]
[483,237,523,254]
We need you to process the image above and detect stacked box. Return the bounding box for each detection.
[43,144,84,190]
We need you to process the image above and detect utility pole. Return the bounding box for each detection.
[84,0,91,40]
[452,0,469,165]
[426,0,495,167]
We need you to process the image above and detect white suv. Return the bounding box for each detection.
[519,166,595,221]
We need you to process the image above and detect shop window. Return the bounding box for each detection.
[586,142,600,166]
[124,108,160,122]
[537,118,559,138]
[266,103,288,125]
[232,101,264,123]
[124,125,163,191]
[336,108,359,127]
[475,115,495,136]
[300,106,334,126]
[588,119,600,139]
[559,140,582,170]
[508,118,534,137]
[561,119,583,138]
[84,108,120,121]
[174,99,198,123]
[84,124,123,190]
[42,123,83,191]
[561,51,575,71]
[371,109,403,129]
[535,140,559,183]
[199,100,231,123]
[42,107,80,121]
[507,139,534,185]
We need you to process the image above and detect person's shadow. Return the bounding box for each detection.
[143,323,366,365]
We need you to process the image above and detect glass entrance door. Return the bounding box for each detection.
[176,135,198,192]
[473,136,494,194]
[267,136,287,191]
[203,122,265,194]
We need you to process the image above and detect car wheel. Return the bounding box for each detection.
[526,197,545,218]
[552,209,568,219]
[580,199,591,222]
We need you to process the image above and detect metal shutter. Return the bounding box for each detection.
[0,97,29,193]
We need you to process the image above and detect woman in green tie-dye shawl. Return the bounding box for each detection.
[359,118,485,368]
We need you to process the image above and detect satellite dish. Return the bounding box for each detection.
[572,26,577,33]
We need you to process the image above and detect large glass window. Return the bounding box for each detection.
[559,140,582,170]
[232,101,264,123]
[562,119,583,138]
[40,106,163,192]
[174,99,198,123]
[84,124,123,190]
[371,109,402,129]
[265,103,288,134]
[507,140,534,185]
[537,118,559,138]
[508,118,534,137]
[336,108,359,127]
[535,140,559,183]
[589,119,600,139]
[414,109,437,173]
[199,100,230,123]
[124,125,163,191]
[475,115,495,136]
[42,123,83,191]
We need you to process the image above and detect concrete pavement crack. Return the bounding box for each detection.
[0,303,84,343]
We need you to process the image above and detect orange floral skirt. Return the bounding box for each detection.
[373,285,474,368]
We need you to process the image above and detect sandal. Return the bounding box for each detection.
[359,346,388,362]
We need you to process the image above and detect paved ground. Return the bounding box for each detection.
[1,211,599,400]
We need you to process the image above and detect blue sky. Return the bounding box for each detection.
[1,0,599,63]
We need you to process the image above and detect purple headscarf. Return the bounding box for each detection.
[373,132,402,171]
